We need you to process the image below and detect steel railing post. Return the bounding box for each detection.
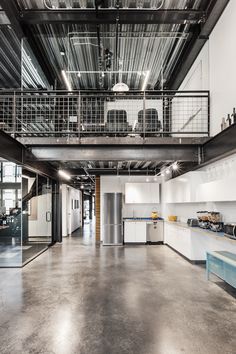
[143,91,146,140]
[12,92,16,137]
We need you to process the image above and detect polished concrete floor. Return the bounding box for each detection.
[0,223,236,354]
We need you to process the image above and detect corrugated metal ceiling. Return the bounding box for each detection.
[0,0,204,90]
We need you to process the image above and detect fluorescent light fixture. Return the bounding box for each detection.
[58,170,71,180]
[132,119,137,130]
[141,70,150,91]
[112,82,129,92]
[61,70,72,91]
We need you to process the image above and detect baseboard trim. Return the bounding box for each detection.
[165,244,206,265]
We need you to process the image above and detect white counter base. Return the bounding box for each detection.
[164,222,236,262]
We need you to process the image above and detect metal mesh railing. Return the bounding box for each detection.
[0,90,209,138]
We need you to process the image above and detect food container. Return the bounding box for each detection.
[151,211,158,220]
[168,215,177,222]
[208,212,221,223]
[197,211,209,221]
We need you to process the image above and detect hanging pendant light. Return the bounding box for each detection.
[112,82,129,92]
[112,3,129,93]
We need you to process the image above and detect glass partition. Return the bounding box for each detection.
[22,169,52,265]
[0,159,53,267]
[0,161,22,267]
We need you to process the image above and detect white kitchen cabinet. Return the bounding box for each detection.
[125,183,159,204]
[164,222,236,261]
[124,221,146,243]
[197,176,236,202]
[135,222,146,242]
[163,170,236,204]
[164,223,191,259]
[163,172,205,203]
[124,222,136,243]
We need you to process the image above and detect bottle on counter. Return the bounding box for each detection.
[232,107,236,124]
[221,117,227,131]
[226,113,232,127]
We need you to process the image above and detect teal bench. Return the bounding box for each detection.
[206,251,236,289]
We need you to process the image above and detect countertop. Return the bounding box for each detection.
[164,220,236,243]
[123,217,164,222]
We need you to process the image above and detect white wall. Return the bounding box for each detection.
[100,176,161,241]
[62,184,82,237]
[29,194,51,237]
[179,43,209,91]
[178,1,236,136]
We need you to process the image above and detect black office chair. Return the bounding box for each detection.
[105,110,132,136]
[135,108,162,136]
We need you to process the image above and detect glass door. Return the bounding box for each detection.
[22,169,52,265]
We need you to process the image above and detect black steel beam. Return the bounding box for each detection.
[168,0,230,89]
[0,130,25,164]
[0,130,58,179]
[30,144,199,162]
[17,136,209,146]
[0,0,24,37]
[20,9,205,25]
[201,123,236,165]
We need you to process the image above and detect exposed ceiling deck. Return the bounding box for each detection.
[0,0,223,91]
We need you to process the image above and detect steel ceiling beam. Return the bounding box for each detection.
[20,9,205,25]
[168,0,230,89]
[0,130,59,180]
[30,145,199,162]
[60,168,157,176]
[17,136,209,146]
[201,124,236,165]
[0,1,24,37]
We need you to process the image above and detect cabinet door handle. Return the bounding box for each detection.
[46,211,51,222]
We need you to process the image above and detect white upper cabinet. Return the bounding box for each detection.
[125,183,160,204]
[163,171,205,203]
[196,176,236,202]
[163,170,236,203]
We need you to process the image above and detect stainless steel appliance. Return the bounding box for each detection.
[187,218,199,227]
[224,223,236,240]
[103,193,123,245]
[209,222,224,232]
[146,220,164,243]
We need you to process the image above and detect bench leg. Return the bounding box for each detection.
[206,261,210,281]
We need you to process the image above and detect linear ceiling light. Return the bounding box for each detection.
[141,70,150,91]
[58,170,71,180]
[61,70,72,91]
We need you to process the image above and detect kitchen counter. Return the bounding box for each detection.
[123,217,164,222]
[123,218,164,243]
[164,221,236,262]
[165,221,226,240]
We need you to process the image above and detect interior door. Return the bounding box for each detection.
[67,187,72,235]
